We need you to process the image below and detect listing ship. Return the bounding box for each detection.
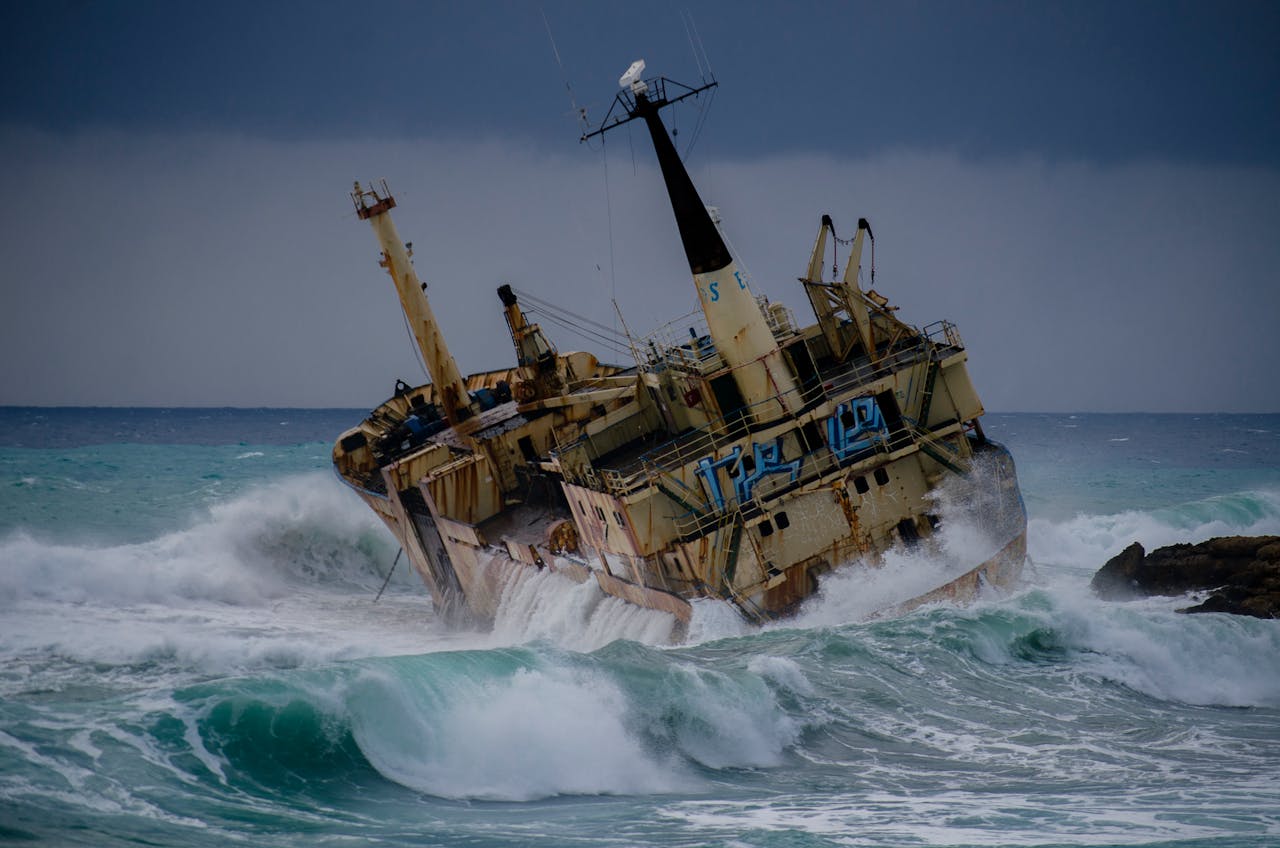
[333,64,1026,631]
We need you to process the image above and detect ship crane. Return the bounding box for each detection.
[803,215,879,365]
[496,283,570,403]
[351,180,478,428]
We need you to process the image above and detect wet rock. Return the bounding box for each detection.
[1091,536,1280,619]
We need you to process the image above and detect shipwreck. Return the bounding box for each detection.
[333,63,1027,633]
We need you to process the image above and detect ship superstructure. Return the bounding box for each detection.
[333,65,1026,630]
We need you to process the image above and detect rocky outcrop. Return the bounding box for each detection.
[1091,536,1280,619]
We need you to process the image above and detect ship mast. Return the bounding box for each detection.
[352,181,476,426]
[584,62,800,425]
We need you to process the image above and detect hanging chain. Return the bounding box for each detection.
[828,223,874,284]
[831,223,856,278]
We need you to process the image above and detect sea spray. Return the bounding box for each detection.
[171,644,822,802]
[3,411,1279,846]
[1028,488,1280,573]
[0,472,399,608]
[346,658,682,800]
[489,563,677,651]
[784,509,1015,630]
[7,573,1279,844]
[1008,578,1280,707]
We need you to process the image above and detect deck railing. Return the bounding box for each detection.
[636,297,802,377]
[553,323,961,504]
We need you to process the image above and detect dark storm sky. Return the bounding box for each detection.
[1,1,1278,410]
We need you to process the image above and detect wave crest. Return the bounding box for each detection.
[1029,489,1280,573]
[0,473,399,607]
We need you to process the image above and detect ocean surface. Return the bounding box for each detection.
[2,407,1278,847]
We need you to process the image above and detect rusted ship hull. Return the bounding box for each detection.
[335,366,1027,632]
[348,471,1026,630]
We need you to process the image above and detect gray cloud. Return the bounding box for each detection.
[1,128,1276,411]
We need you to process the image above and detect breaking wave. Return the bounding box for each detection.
[0,473,399,608]
[169,642,808,802]
[1028,488,1280,573]
[89,593,1275,816]
[0,474,443,677]
[490,565,679,651]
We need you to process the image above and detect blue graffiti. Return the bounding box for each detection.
[695,446,740,511]
[733,438,801,503]
[695,439,802,510]
[827,397,887,460]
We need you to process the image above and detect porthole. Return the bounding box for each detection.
[775,511,790,530]
[874,467,890,486]
[759,520,774,537]
[853,476,869,494]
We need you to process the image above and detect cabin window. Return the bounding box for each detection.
[800,421,824,452]
[841,408,856,429]
[897,518,921,546]
[775,511,790,530]
[518,435,538,462]
[874,468,890,487]
[759,520,774,537]
[340,432,367,453]
[782,341,820,391]
[854,476,870,494]
[613,510,625,527]
[594,505,606,522]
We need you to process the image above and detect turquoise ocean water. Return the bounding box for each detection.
[2,408,1278,847]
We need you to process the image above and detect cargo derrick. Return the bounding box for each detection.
[352,182,477,429]
[336,182,646,623]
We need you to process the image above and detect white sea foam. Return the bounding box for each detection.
[658,792,1229,845]
[684,597,753,644]
[654,661,805,770]
[487,559,678,651]
[1008,489,1280,708]
[346,664,688,801]
[1026,575,1280,708]
[0,472,394,608]
[746,655,814,697]
[0,474,452,683]
[787,514,1008,630]
[1028,488,1280,573]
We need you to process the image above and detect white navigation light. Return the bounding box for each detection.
[619,59,647,94]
